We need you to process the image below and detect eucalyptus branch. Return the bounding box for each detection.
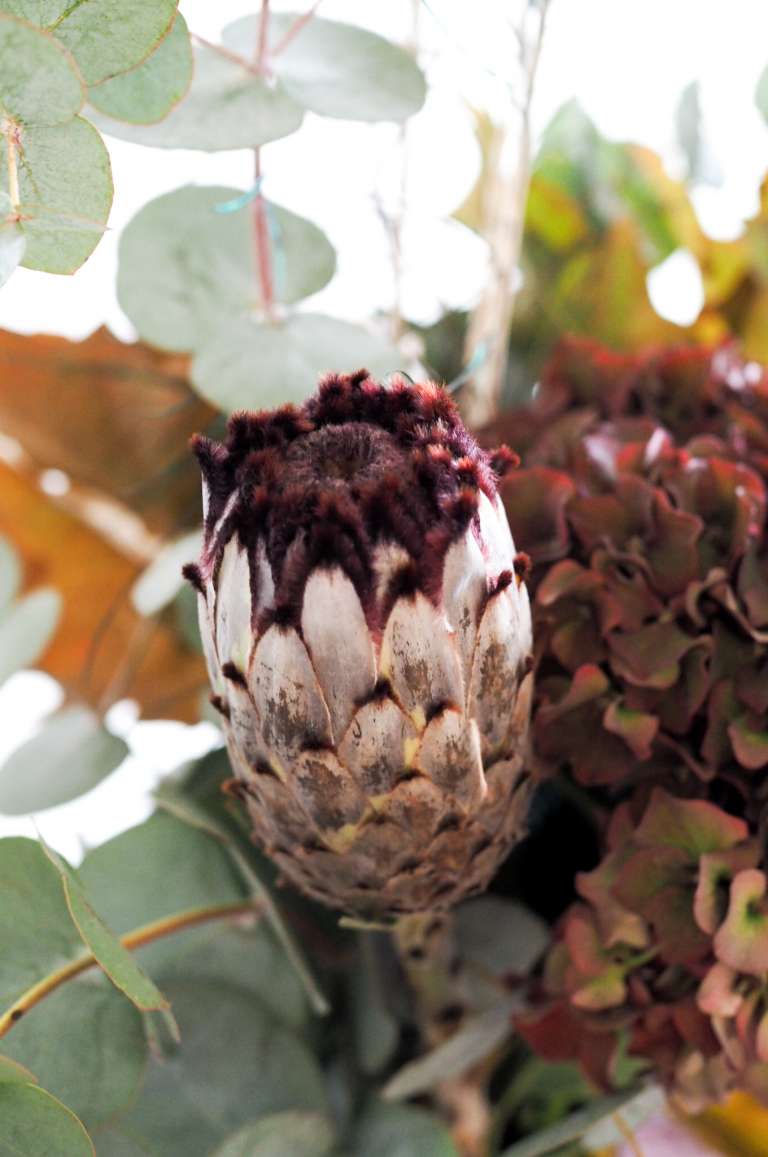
[189,33,260,76]
[0,901,259,1041]
[460,0,551,428]
[3,120,20,211]
[270,1,323,58]
[252,150,276,320]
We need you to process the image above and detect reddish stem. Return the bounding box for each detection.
[256,0,271,69]
[270,1,322,57]
[252,152,275,320]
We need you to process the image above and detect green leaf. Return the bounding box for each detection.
[0,534,20,610]
[40,840,172,1018]
[0,14,83,124]
[383,1005,514,1101]
[113,979,327,1156]
[131,530,202,616]
[78,812,246,949]
[456,897,549,977]
[87,12,192,125]
[2,0,179,87]
[0,705,128,815]
[0,1083,95,1156]
[0,838,83,1013]
[191,314,400,413]
[581,1085,665,1149]
[212,1112,336,1157]
[224,14,426,123]
[14,117,112,274]
[498,1088,643,1157]
[2,979,147,1130]
[93,37,303,150]
[0,1056,36,1084]
[352,1103,459,1157]
[0,587,61,686]
[117,186,335,353]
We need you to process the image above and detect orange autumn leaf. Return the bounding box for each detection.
[0,460,206,722]
[0,326,216,536]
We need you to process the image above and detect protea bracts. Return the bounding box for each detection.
[185,371,533,918]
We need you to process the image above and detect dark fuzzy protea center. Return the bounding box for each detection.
[282,422,411,488]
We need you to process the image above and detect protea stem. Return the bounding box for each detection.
[393,913,492,1157]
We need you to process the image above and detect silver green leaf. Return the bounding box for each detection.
[3,0,178,86]
[353,1103,459,1157]
[131,530,202,616]
[117,185,335,352]
[224,13,426,123]
[0,14,83,124]
[0,535,20,610]
[93,37,303,150]
[87,12,192,125]
[14,117,113,274]
[190,314,401,413]
[0,587,61,686]
[0,1083,95,1157]
[0,705,128,815]
[2,980,147,1131]
[212,1112,336,1157]
[0,213,25,288]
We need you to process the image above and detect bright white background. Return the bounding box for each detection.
[2,0,768,861]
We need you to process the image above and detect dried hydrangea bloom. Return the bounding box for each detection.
[185,371,533,917]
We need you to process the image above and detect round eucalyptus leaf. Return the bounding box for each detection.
[352,1103,459,1157]
[0,534,20,611]
[117,186,335,352]
[224,13,426,123]
[116,980,327,1156]
[191,314,401,412]
[87,13,192,125]
[0,705,128,815]
[0,14,83,125]
[2,979,147,1130]
[0,1056,36,1084]
[92,38,303,150]
[15,117,113,274]
[131,530,202,617]
[0,837,82,1013]
[212,1112,336,1157]
[0,587,61,686]
[0,1083,95,1157]
[8,0,179,87]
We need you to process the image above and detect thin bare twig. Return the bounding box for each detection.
[190,33,260,76]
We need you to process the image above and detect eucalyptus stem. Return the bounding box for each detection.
[0,900,258,1040]
[252,0,276,321]
[270,1,322,57]
[4,121,20,210]
[393,912,492,1157]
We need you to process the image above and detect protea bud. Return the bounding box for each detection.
[185,371,533,917]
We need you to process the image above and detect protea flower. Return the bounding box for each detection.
[185,371,533,917]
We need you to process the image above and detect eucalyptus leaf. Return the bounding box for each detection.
[132,530,202,616]
[78,812,246,949]
[3,0,179,87]
[0,1083,95,1157]
[2,978,147,1131]
[581,1084,665,1149]
[40,840,172,1019]
[0,587,61,686]
[352,1103,459,1157]
[383,1005,513,1101]
[15,117,112,273]
[191,314,400,412]
[456,896,549,977]
[0,14,83,124]
[0,838,83,1014]
[88,12,192,125]
[117,186,335,353]
[115,979,327,1157]
[0,1055,36,1084]
[93,38,303,150]
[224,13,426,123]
[212,1112,336,1157]
[0,534,20,610]
[498,1088,643,1157]
[0,705,128,815]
